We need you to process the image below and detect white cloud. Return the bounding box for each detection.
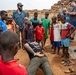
[0,0,60,10]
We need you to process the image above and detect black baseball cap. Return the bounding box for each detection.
[17,3,23,6]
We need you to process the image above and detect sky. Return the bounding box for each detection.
[0,0,60,10]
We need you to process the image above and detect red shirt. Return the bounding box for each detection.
[61,23,73,39]
[0,57,28,75]
[50,27,54,41]
[34,26,44,40]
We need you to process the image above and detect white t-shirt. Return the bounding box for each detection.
[53,23,61,41]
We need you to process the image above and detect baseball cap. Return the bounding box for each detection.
[17,3,23,6]
[69,0,74,2]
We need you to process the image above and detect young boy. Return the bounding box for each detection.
[62,9,69,22]
[23,17,29,40]
[41,12,50,48]
[30,12,40,29]
[0,10,7,32]
[6,17,14,31]
[34,21,45,49]
[0,31,28,75]
[50,16,61,55]
[57,14,62,26]
[61,15,76,66]
[24,21,34,42]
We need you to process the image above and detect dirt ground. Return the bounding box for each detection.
[14,37,76,75]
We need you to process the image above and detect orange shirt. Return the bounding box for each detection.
[7,24,13,31]
[0,56,28,75]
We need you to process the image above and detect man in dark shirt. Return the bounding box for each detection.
[12,3,27,48]
[24,40,53,75]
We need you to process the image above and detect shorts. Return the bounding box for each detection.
[69,22,76,27]
[51,41,61,48]
[51,41,54,45]
[61,38,70,47]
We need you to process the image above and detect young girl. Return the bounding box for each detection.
[50,16,61,55]
[34,21,45,49]
[61,15,76,66]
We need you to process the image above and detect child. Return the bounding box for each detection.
[41,12,50,48]
[30,12,40,29]
[62,9,69,22]
[34,21,45,49]
[57,14,62,26]
[23,17,29,40]
[0,10,7,32]
[24,21,34,42]
[50,16,61,55]
[6,17,14,31]
[61,15,76,66]
[0,31,28,75]
[22,17,29,48]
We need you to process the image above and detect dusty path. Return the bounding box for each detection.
[15,38,76,75]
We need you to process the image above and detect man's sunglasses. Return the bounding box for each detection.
[20,6,23,7]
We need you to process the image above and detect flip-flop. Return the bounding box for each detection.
[69,68,74,72]
[61,61,65,64]
[64,62,70,66]
[64,68,74,73]
[64,60,71,66]
[64,70,71,73]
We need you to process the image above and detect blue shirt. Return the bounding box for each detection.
[65,14,69,22]
[0,20,7,32]
[12,10,27,29]
[30,18,40,28]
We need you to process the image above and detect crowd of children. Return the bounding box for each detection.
[50,14,76,66]
[0,1,76,74]
[0,10,76,66]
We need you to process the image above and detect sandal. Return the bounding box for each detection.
[64,69,71,73]
[64,68,74,73]
[69,68,74,72]
[63,60,71,66]
[61,61,65,64]
[64,63,70,66]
